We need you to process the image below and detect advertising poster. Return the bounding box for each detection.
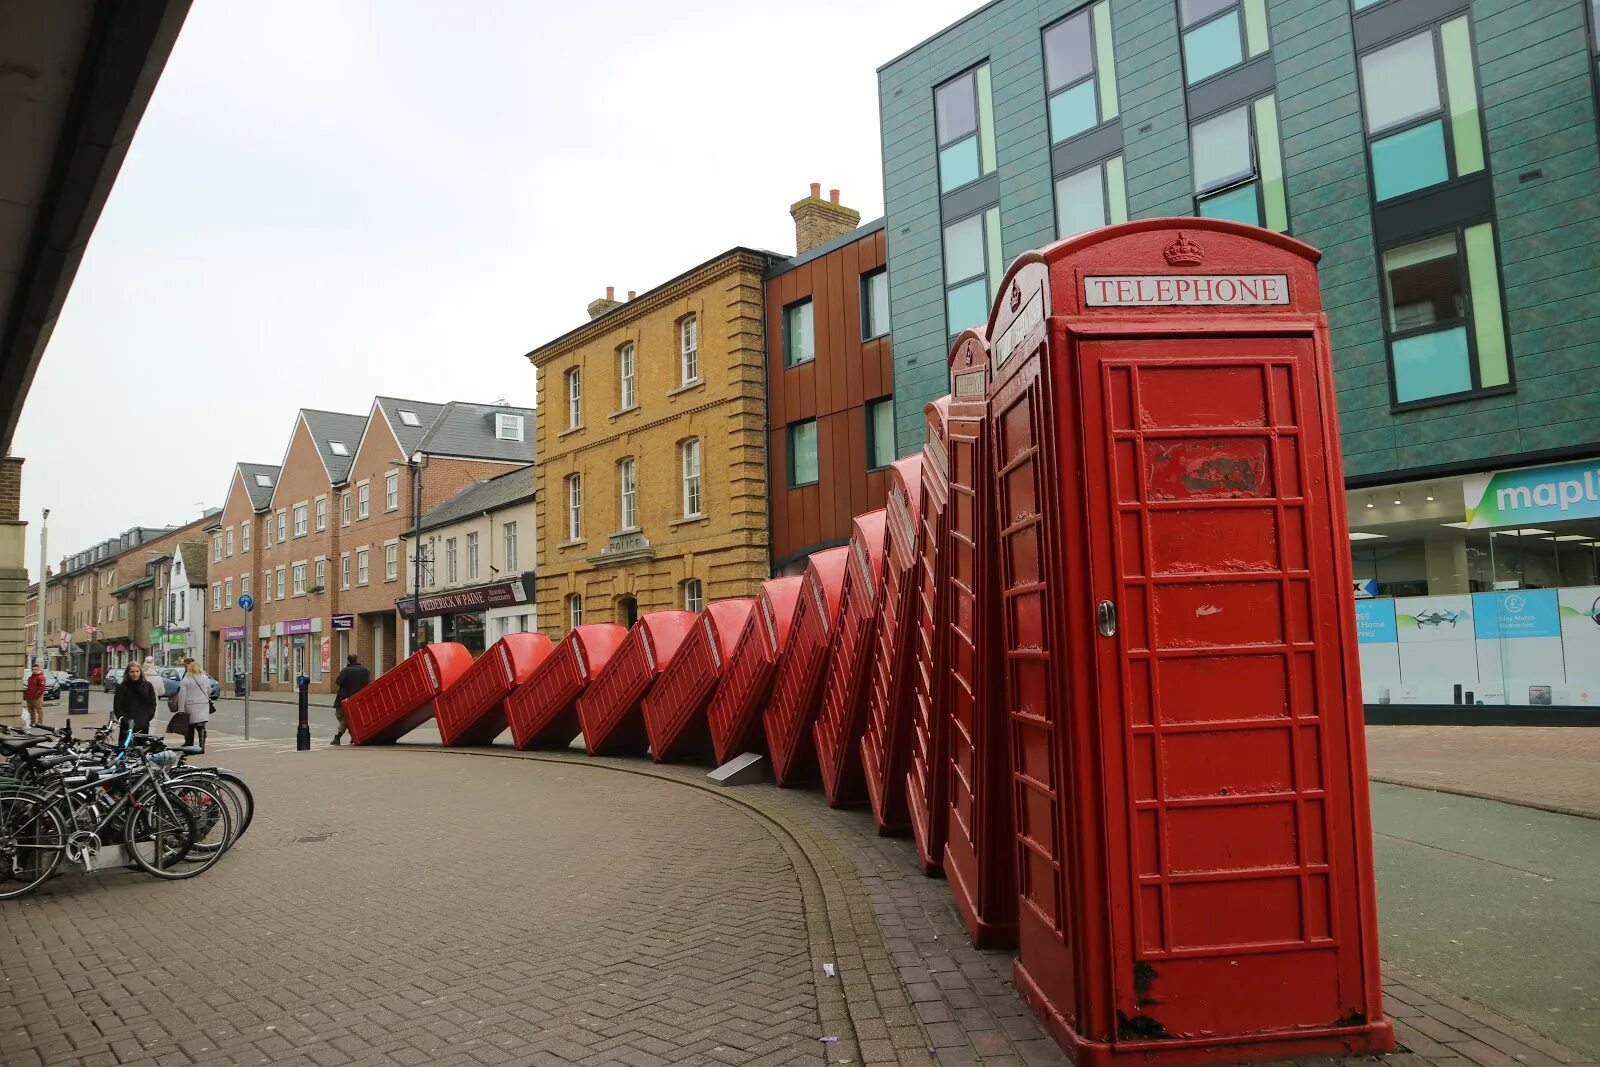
[1557,586,1600,706]
[1354,598,1400,703]
[1473,590,1563,705]
[320,637,331,674]
[1393,594,1477,704]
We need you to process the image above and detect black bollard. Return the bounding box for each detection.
[296,674,311,751]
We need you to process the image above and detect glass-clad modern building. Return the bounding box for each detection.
[877,0,1600,718]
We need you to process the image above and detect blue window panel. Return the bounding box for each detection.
[1371,121,1449,201]
[1391,325,1472,403]
[1198,183,1261,225]
[939,136,980,192]
[1049,81,1099,143]
[946,279,990,333]
[1183,12,1243,85]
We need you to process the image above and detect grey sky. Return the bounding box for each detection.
[17,0,978,579]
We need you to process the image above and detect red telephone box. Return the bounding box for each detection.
[986,220,1391,1063]
[762,546,849,787]
[435,632,555,747]
[905,397,952,872]
[707,577,803,765]
[859,457,926,834]
[506,624,628,750]
[812,510,887,807]
[940,330,1016,949]
[344,642,472,746]
[577,611,698,757]
[642,598,755,763]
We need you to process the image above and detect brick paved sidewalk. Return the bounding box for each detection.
[1365,725,1600,819]
[3,736,1594,1066]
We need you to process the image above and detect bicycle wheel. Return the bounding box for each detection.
[0,791,66,899]
[176,769,253,846]
[123,784,201,879]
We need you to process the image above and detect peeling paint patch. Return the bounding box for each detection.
[1195,604,1222,616]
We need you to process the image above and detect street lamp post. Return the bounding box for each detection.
[405,451,425,653]
[36,508,49,668]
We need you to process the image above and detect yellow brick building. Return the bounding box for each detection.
[528,249,777,636]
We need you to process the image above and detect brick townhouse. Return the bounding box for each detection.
[203,397,535,694]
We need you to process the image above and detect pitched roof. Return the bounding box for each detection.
[373,397,446,457]
[176,541,208,585]
[238,463,280,510]
[417,402,536,465]
[417,469,536,534]
[300,409,369,484]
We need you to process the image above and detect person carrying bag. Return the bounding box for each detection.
[173,658,213,752]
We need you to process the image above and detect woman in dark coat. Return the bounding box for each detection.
[113,661,158,745]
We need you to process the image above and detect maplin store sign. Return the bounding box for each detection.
[1464,459,1600,528]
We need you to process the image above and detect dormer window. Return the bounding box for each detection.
[495,413,525,442]
[398,409,421,426]
[328,441,349,456]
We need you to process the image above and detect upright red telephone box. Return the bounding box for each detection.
[985,220,1390,1064]
[506,624,628,750]
[859,456,926,834]
[941,331,1016,948]
[905,397,952,873]
[578,611,698,757]
[707,577,803,765]
[642,598,755,763]
[435,632,555,746]
[763,546,849,787]
[812,510,887,807]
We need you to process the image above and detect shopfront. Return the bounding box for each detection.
[399,572,535,658]
[1350,457,1600,722]
[221,626,247,681]
[270,617,327,687]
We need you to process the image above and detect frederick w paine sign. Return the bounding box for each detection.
[1465,460,1600,528]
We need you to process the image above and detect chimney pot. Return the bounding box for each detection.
[605,285,615,300]
[829,189,840,204]
[627,290,636,300]
[809,182,821,199]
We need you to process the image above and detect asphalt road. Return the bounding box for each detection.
[61,688,344,742]
[1371,782,1600,1059]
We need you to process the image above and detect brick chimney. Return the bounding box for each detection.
[586,285,622,320]
[790,183,861,254]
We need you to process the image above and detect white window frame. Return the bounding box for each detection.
[241,522,250,552]
[567,593,583,629]
[263,571,272,603]
[225,527,234,557]
[293,502,308,538]
[618,457,637,531]
[241,574,250,597]
[276,510,287,542]
[680,315,698,384]
[314,557,326,590]
[566,474,582,541]
[385,541,398,581]
[315,495,327,531]
[566,368,582,429]
[212,583,221,610]
[292,562,306,597]
[682,578,704,613]
[466,532,479,580]
[341,492,351,527]
[504,522,518,571]
[618,344,636,410]
[385,472,399,512]
[445,537,458,584]
[262,516,272,547]
[340,553,351,590]
[276,566,286,600]
[224,578,233,607]
[357,481,370,520]
[356,548,370,586]
[495,412,525,441]
[680,438,702,517]
[212,535,222,562]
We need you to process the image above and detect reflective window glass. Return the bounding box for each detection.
[1371,120,1449,201]
[1043,12,1093,89]
[1055,165,1106,238]
[939,137,980,191]
[1391,326,1472,403]
[946,279,990,333]
[1382,234,1464,332]
[935,75,976,140]
[943,215,986,282]
[1198,183,1260,224]
[1180,0,1236,23]
[1360,32,1441,134]
[1191,105,1253,192]
[1049,81,1099,142]
[1183,11,1243,84]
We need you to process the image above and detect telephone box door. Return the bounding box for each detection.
[1076,334,1371,1040]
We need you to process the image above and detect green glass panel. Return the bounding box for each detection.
[985,206,1003,296]
[1198,183,1260,225]
[1464,223,1509,388]
[1371,122,1449,201]
[1183,12,1243,84]
[1392,326,1472,403]
[976,64,997,175]
[1093,1,1119,120]
[1105,155,1128,223]
[939,137,980,192]
[790,422,819,485]
[1243,0,1269,56]
[1441,17,1485,176]
[1253,95,1288,232]
[1049,81,1098,143]
[946,279,989,333]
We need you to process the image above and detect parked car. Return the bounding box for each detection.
[157,667,222,701]
[102,667,124,692]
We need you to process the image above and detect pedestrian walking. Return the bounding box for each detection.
[175,659,212,753]
[23,666,47,729]
[113,661,158,745]
[331,654,370,745]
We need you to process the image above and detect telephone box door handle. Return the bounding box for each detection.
[1096,600,1117,637]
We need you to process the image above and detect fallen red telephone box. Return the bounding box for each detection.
[812,510,887,807]
[506,624,628,750]
[642,598,755,763]
[344,642,472,745]
[707,577,803,765]
[859,456,926,834]
[435,632,556,747]
[940,331,1016,948]
[985,220,1391,1064]
[905,396,952,872]
[762,546,850,787]
[578,611,698,757]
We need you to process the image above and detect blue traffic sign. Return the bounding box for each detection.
[238,594,255,611]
